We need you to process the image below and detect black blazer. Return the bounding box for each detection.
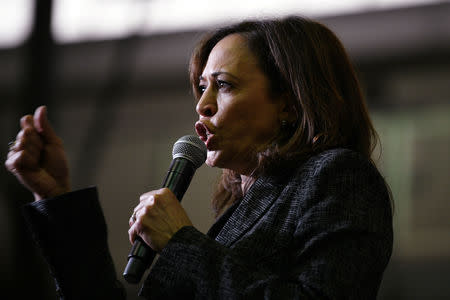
[23,148,393,299]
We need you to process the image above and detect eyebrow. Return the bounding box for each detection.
[199,71,239,81]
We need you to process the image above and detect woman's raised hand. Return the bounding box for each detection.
[5,106,71,201]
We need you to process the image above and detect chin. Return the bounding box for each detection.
[205,160,216,168]
[206,150,225,169]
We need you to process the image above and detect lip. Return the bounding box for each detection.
[195,121,215,148]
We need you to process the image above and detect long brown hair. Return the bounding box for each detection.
[189,16,379,217]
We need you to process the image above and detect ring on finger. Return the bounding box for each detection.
[8,140,16,150]
[131,211,137,222]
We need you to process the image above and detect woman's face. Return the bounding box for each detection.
[195,34,284,174]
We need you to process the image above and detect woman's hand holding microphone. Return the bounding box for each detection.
[128,188,193,252]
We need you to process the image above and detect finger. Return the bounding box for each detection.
[139,194,155,206]
[128,218,155,250]
[132,205,148,223]
[5,150,39,173]
[11,138,42,161]
[128,220,144,245]
[6,148,15,160]
[20,115,35,130]
[129,208,139,226]
[129,203,144,227]
[139,189,161,202]
[131,191,169,227]
[10,133,42,165]
[137,194,158,214]
[33,106,61,145]
[130,195,157,227]
[128,224,137,244]
[139,188,172,205]
[133,202,144,215]
[15,127,44,153]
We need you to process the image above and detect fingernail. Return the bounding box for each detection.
[25,115,33,124]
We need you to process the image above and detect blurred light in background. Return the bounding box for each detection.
[51,0,444,43]
[0,0,34,47]
[0,0,442,47]
[48,0,450,42]
[53,0,437,43]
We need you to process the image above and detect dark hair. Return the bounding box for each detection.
[189,16,380,217]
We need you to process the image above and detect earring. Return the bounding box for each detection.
[280,120,288,130]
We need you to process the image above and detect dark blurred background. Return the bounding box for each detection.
[1,1,449,299]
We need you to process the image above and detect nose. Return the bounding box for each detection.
[196,90,217,117]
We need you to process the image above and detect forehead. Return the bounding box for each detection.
[202,34,259,75]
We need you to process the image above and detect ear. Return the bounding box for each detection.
[277,93,297,124]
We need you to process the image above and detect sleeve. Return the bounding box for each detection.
[139,151,393,300]
[22,187,126,300]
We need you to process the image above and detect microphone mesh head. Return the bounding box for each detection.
[172,135,207,169]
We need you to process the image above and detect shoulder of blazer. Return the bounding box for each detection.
[293,148,380,182]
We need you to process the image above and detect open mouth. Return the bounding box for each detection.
[195,121,212,143]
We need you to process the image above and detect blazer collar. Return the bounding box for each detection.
[214,175,284,247]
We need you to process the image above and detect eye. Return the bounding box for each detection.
[217,80,232,91]
[198,84,206,94]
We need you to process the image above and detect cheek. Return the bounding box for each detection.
[222,99,278,138]
[218,105,255,137]
[235,115,278,144]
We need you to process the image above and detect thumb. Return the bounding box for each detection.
[33,106,60,144]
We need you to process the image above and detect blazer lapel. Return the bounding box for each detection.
[214,176,283,247]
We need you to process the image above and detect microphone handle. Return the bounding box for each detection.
[163,158,196,201]
[123,158,196,284]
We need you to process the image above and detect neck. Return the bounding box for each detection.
[240,174,255,195]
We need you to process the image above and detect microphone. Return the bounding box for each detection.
[123,135,207,284]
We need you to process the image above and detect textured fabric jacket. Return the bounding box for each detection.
[22,148,393,299]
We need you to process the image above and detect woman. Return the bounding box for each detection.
[5,16,393,299]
